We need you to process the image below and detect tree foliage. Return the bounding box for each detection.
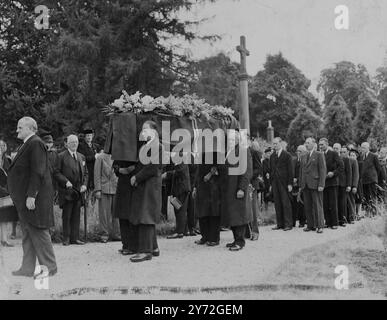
[287,106,323,152]
[317,61,375,118]
[353,92,381,145]
[249,53,321,139]
[323,94,353,145]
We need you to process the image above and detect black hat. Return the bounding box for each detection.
[42,134,54,143]
[264,147,272,153]
[83,128,94,134]
[64,187,81,202]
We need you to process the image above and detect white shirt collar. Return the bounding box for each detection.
[277,148,282,156]
[68,149,77,158]
[23,133,35,144]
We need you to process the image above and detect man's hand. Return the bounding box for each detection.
[130,175,136,186]
[26,197,35,210]
[293,178,298,185]
[192,187,197,199]
[66,181,73,188]
[318,186,324,192]
[161,172,167,180]
[266,173,270,180]
[288,185,293,193]
[346,186,351,192]
[352,187,357,194]
[236,190,244,199]
[203,172,212,182]
[94,191,102,199]
[80,185,87,193]
[327,172,334,178]
[119,167,129,175]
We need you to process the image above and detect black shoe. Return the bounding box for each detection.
[12,269,34,277]
[317,228,323,234]
[206,241,219,246]
[226,241,235,248]
[152,249,160,257]
[283,227,292,231]
[303,227,313,232]
[299,224,305,228]
[70,240,85,245]
[339,223,346,227]
[229,244,243,251]
[250,232,259,241]
[331,226,338,230]
[130,253,152,263]
[272,226,282,230]
[121,249,136,256]
[34,268,57,280]
[194,239,207,245]
[167,233,184,239]
[100,238,108,243]
[63,240,70,246]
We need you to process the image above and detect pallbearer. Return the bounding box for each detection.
[219,129,253,251]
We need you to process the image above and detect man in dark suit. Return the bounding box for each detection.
[262,148,272,210]
[360,142,385,216]
[292,145,307,228]
[318,138,343,229]
[300,137,326,233]
[347,147,359,223]
[337,145,352,226]
[78,128,99,191]
[54,134,88,245]
[270,137,293,231]
[7,117,57,279]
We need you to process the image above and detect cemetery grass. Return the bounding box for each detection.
[266,211,387,299]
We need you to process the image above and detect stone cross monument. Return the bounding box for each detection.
[236,36,250,134]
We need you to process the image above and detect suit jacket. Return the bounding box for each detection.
[292,156,302,188]
[349,157,359,188]
[361,152,383,185]
[300,150,326,190]
[94,152,117,195]
[7,135,54,228]
[269,149,293,187]
[323,149,343,187]
[164,163,191,198]
[338,157,352,188]
[54,150,88,207]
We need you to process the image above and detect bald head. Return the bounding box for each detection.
[67,134,79,152]
[361,142,370,154]
[333,143,341,154]
[16,117,38,141]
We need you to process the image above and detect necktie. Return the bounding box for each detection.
[73,153,77,161]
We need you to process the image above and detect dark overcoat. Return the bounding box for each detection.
[112,160,136,220]
[128,143,162,225]
[323,149,343,187]
[219,147,253,227]
[7,135,54,228]
[194,153,222,219]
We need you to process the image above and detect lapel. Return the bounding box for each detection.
[306,151,315,167]
[9,135,36,169]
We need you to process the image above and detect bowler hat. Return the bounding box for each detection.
[42,135,54,143]
[83,128,94,135]
[64,187,81,202]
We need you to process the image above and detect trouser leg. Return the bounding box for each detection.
[199,217,209,242]
[303,188,315,229]
[231,225,247,247]
[62,202,73,241]
[98,195,110,240]
[19,220,36,274]
[70,200,81,242]
[27,222,57,272]
[208,216,220,242]
[186,192,196,232]
[137,224,156,254]
[174,193,189,234]
[119,219,130,250]
[313,190,324,229]
[338,187,347,224]
[250,190,260,234]
[272,180,284,228]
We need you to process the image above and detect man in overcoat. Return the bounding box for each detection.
[7,117,57,278]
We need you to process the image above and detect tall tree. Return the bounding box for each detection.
[249,53,321,139]
[323,94,353,145]
[173,52,240,112]
[317,61,375,118]
[287,106,323,152]
[353,92,380,145]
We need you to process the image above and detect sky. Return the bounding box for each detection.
[175,0,387,95]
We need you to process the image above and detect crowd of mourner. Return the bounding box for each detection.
[0,116,386,278]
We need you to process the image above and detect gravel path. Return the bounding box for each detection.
[0,223,359,299]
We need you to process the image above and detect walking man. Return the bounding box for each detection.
[8,117,57,279]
